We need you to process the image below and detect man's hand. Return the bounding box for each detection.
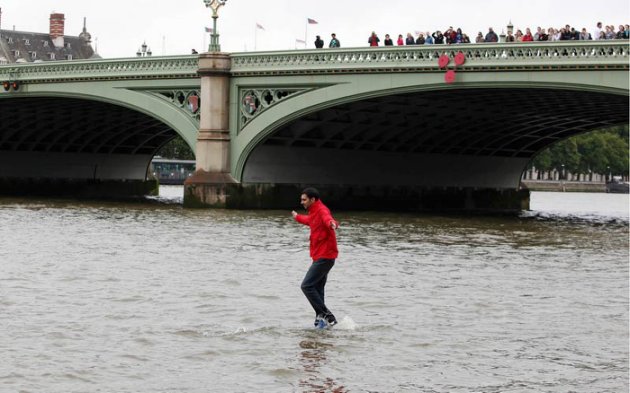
[330,221,338,230]
[291,210,298,218]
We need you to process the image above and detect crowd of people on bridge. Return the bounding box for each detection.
[503,22,629,43]
[313,21,629,48]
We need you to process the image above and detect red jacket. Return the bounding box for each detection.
[295,200,339,261]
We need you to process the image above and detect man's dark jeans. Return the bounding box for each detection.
[301,258,335,316]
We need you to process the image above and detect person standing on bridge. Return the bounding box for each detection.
[314,35,324,49]
[368,31,380,46]
[592,22,603,41]
[291,187,339,327]
[485,27,498,42]
[329,33,340,48]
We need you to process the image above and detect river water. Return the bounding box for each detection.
[1,188,628,393]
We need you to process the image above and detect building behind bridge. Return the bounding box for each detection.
[0,9,98,64]
[150,158,196,185]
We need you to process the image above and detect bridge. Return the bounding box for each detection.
[0,41,628,210]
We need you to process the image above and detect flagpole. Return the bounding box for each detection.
[304,19,308,49]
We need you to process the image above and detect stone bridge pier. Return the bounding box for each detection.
[184,53,238,207]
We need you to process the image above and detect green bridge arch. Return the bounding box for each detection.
[9,80,200,148]
[0,56,200,193]
[232,69,628,187]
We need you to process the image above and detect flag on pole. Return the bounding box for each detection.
[307,18,318,24]
[254,23,264,51]
[295,38,306,44]
[205,27,213,33]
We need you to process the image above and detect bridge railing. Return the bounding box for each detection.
[230,41,629,75]
[0,55,200,83]
[0,42,627,82]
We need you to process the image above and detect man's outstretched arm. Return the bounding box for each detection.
[292,210,310,225]
[320,211,339,230]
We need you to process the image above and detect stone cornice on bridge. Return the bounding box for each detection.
[0,55,200,83]
[230,41,629,76]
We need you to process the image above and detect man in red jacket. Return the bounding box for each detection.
[291,187,339,327]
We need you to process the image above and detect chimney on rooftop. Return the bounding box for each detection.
[50,12,65,48]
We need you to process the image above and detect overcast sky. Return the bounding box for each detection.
[1,0,628,58]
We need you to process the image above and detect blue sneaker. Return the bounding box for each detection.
[314,314,323,327]
[316,318,328,329]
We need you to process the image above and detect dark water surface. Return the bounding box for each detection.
[1,188,628,392]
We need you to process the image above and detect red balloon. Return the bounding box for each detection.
[438,54,450,68]
[454,52,466,66]
[444,70,456,84]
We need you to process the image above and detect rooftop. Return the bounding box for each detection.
[0,13,97,64]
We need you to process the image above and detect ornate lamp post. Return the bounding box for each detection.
[203,0,228,52]
[136,41,152,57]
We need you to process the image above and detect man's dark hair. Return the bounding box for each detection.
[301,187,320,200]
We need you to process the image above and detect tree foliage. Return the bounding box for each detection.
[156,136,195,160]
[531,125,629,177]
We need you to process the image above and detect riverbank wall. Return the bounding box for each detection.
[521,180,605,192]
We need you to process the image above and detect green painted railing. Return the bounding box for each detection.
[230,41,630,75]
[0,41,627,82]
[0,55,200,83]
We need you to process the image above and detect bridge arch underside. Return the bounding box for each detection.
[0,97,178,188]
[243,88,628,191]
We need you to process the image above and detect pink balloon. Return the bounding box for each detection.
[444,70,456,84]
[454,52,466,66]
[438,54,450,69]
